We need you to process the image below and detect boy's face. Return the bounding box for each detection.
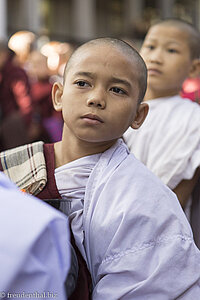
[53,43,147,145]
[140,24,193,98]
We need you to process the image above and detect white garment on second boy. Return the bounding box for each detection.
[124,95,200,190]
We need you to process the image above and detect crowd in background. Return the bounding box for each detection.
[0,29,199,152]
[0,31,77,151]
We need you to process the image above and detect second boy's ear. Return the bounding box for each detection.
[52,82,63,111]
[131,103,149,130]
[189,59,200,78]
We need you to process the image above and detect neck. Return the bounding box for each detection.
[144,88,179,101]
[54,126,117,168]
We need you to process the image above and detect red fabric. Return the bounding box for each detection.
[0,59,32,125]
[38,144,61,200]
[31,80,54,119]
[180,77,200,104]
[180,90,200,104]
[0,58,33,150]
[30,80,63,142]
[40,144,92,300]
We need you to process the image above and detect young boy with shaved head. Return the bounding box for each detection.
[124,19,200,229]
[1,37,200,299]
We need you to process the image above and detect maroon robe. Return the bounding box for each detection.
[0,57,32,150]
[37,143,92,300]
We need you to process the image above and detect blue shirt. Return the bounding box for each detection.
[0,172,70,299]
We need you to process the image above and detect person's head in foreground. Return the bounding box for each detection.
[52,38,149,161]
[140,18,200,100]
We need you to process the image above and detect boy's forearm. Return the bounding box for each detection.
[173,167,200,208]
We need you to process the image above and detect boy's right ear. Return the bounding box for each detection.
[52,82,63,111]
[189,59,200,78]
[130,103,149,130]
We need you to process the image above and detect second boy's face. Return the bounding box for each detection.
[140,24,193,98]
[54,44,145,145]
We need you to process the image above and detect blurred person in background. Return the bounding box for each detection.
[0,41,34,151]
[37,40,76,142]
[1,31,74,146]
[8,30,36,68]
[40,40,76,83]
[27,49,63,143]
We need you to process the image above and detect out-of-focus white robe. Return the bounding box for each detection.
[0,172,70,299]
[81,139,200,299]
[123,95,200,189]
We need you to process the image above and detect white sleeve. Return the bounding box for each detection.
[92,237,200,300]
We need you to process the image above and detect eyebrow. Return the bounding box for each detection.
[73,72,132,89]
[145,37,182,46]
[110,77,132,89]
[73,71,95,79]
[165,41,182,46]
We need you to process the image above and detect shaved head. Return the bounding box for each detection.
[151,19,200,60]
[64,37,147,103]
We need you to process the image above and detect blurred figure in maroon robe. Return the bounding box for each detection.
[0,41,33,150]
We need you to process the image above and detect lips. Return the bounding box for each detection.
[81,113,103,124]
[148,68,162,75]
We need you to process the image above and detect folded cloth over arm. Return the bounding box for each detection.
[0,141,47,195]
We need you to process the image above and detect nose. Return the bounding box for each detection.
[149,48,163,64]
[87,91,106,109]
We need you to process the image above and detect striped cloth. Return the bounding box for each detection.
[0,141,47,195]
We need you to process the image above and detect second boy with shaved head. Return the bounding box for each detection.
[124,19,200,218]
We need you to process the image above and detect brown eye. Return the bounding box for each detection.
[168,48,178,53]
[75,80,90,87]
[146,44,155,50]
[110,87,126,95]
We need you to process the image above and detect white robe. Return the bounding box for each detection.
[123,95,200,189]
[0,172,70,299]
[81,139,200,299]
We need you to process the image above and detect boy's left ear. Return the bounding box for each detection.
[131,103,149,130]
[52,82,63,111]
[189,59,200,78]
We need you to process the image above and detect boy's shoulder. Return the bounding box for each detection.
[93,139,174,198]
[90,140,188,227]
[149,95,200,113]
[142,95,200,130]
[117,150,175,197]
